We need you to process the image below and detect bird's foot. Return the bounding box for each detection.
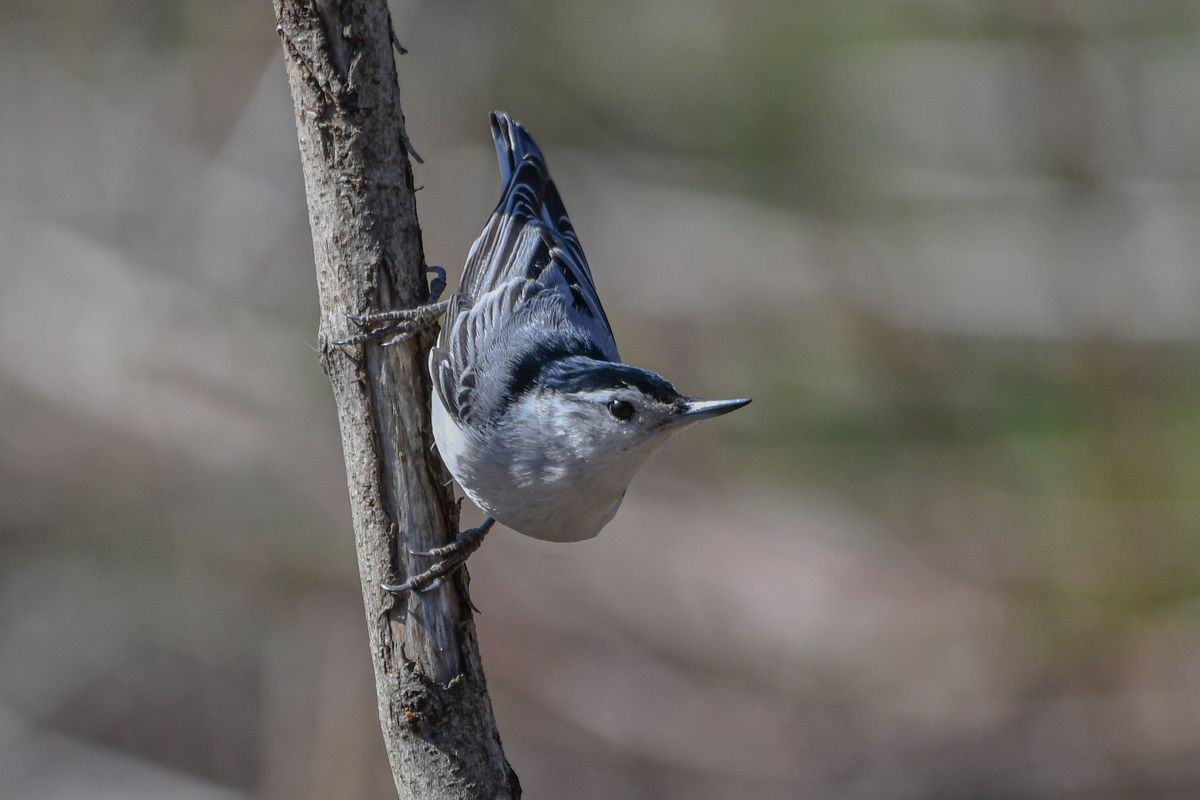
[383,517,495,594]
[335,266,449,347]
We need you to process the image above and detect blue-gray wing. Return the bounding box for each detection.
[431,113,619,427]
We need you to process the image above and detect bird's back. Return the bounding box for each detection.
[430,113,618,430]
[432,113,619,429]
[428,114,639,539]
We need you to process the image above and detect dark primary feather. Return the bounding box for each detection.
[432,112,623,427]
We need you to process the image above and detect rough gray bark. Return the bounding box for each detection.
[272,2,519,797]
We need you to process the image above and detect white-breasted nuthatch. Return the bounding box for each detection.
[353,113,750,592]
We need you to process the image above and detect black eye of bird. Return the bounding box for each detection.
[607,399,635,420]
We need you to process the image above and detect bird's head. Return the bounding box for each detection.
[526,357,750,464]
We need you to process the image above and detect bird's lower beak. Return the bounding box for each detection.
[672,397,752,423]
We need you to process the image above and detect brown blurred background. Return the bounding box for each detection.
[3,1,1200,798]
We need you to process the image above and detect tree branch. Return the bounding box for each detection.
[272,1,519,797]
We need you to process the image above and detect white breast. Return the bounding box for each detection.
[430,386,467,480]
[430,390,654,542]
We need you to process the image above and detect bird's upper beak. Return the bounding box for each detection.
[671,397,752,423]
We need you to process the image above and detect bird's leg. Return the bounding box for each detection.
[335,266,448,346]
[338,301,449,346]
[383,517,495,594]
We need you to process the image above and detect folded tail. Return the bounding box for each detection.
[490,111,547,190]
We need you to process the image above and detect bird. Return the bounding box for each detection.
[352,112,750,592]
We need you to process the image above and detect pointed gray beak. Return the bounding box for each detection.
[672,397,752,423]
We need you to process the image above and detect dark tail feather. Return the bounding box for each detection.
[490,111,546,189]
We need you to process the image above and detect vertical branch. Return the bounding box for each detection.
[271,1,519,797]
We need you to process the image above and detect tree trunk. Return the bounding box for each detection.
[271,2,519,797]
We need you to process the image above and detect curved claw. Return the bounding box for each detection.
[426,265,447,304]
[382,576,444,594]
[333,331,375,347]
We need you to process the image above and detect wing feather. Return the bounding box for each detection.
[432,113,618,427]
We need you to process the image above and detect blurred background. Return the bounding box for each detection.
[3,1,1200,798]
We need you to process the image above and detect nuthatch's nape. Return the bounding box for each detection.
[365,112,750,593]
